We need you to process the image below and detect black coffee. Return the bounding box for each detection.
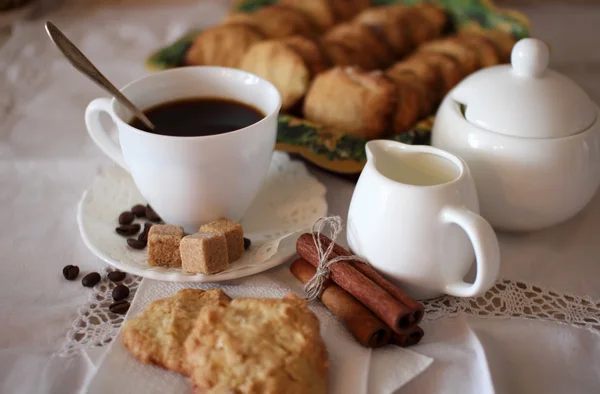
[129,97,265,137]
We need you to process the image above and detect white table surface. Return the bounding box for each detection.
[1,1,600,393]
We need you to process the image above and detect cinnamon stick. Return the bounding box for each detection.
[290,258,392,348]
[297,233,416,334]
[391,326,424,347]
[318,234,424,325]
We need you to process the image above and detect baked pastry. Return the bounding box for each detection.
[386,68,434,116]
[385,72,430,133]
[240,40,311,110]
[460,29,516,63]
[281,35,332,76]
[454,34,500,68]
[353,6,412,57]
[320,40,361,67]
[324,22,395,69]
[121,288,231,375]
[412,51,465,96]
[222,5,317,39]
[413,3,448,36]
[304,66,396,139]
[185,24,265,67]
[418,38,479,74]
[387,57,442,99]
[393,6,438,48]
[220,11,256,28]
[328,0,370,23]
[185,294,329,394]
[280,0,337,32]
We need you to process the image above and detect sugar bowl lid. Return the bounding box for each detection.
[451,38,597,139]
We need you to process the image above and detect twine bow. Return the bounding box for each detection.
[303,216,369,301]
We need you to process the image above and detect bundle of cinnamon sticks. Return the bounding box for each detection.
[291,233,425,348]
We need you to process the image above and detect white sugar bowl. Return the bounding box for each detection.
[432,38,600,232]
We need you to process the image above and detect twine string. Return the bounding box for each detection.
[303,216,369,301]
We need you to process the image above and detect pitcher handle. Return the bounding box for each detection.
[85,97,128,170]
[441,206,500,297]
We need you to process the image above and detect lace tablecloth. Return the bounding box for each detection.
[1,1,600,393]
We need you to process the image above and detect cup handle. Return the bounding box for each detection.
[85,98,128,170]
[441,206,500,297]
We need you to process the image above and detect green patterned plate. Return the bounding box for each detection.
[147,0,529,175]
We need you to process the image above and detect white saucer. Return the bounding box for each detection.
[77,152,327,282]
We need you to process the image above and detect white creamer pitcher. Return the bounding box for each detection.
[347,140,500,300]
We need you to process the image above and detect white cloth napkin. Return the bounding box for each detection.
[85,265,433,394]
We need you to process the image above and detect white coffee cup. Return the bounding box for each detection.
[85,66,281,233]
[347,140,500,300]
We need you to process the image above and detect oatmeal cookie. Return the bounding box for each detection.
[121,288,231,375]
[185,294,329,394]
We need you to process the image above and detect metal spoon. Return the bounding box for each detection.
[44,21,155,130]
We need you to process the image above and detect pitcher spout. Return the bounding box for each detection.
[366,140,406,163]
[364,140,464,187]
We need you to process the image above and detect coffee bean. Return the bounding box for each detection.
[145,205,161,222]
[144,222,154,232]
[107,271,126,282]
[138,230,148,243]
[112,284,130,301]
[244,237,251,250]
[131,204,146,217]
[82,272,101,287]
[116,223,141,236]
[118,211,135,225]
[62,265,79,280]
[127,238,146,249]
[109,300,130,315]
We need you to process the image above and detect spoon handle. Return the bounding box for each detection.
[45,21,155,130]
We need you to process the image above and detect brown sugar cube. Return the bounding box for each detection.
[180,233,229,274]
[199,218,244,263]
[147,225,184,268]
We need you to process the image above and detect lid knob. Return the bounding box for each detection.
[511,38,549,78]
